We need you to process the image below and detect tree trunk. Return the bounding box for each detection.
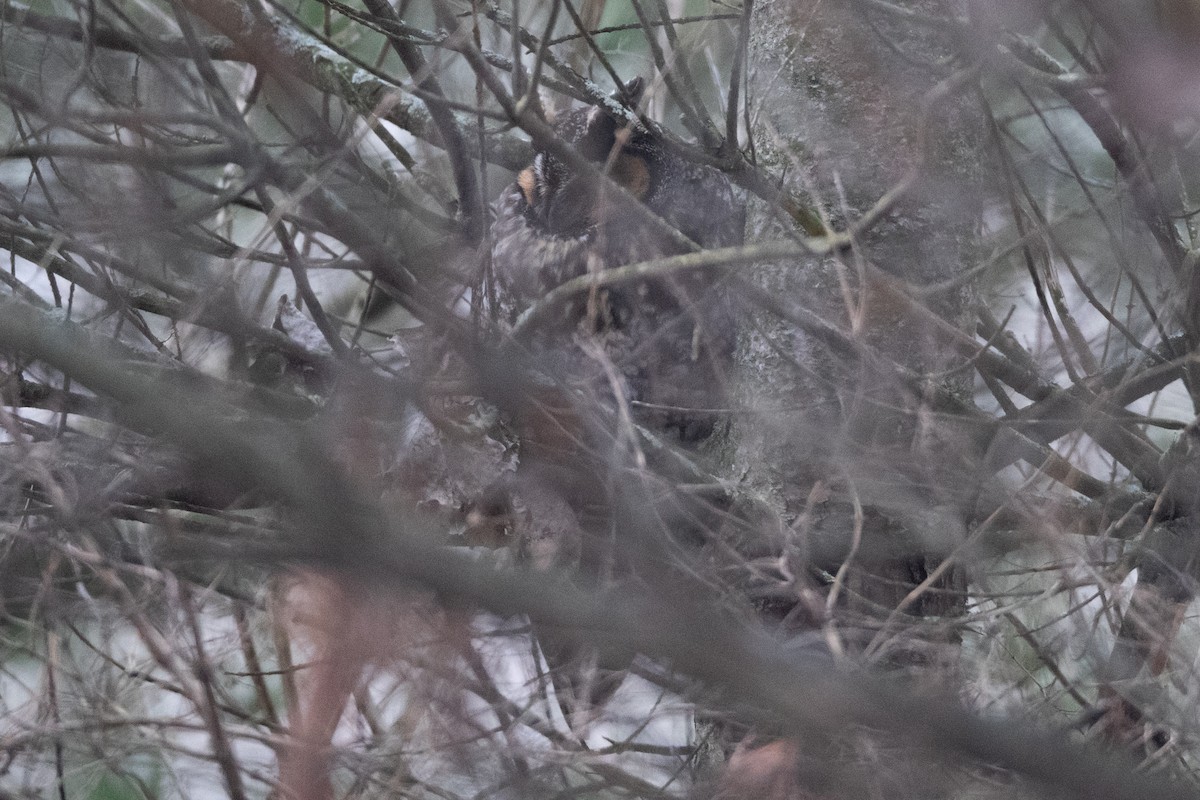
[734,0,985,672]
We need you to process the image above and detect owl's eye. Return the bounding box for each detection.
[610,154,650,200]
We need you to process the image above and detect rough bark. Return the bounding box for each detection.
[733,0,985,668]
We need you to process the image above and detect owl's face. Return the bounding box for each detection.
[489,79,742,308]
[488,80,742,440]
[489,82,662,309]
[513,99,654,239]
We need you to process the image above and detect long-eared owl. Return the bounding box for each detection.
[486,81,743,727]
[490,79,742,441]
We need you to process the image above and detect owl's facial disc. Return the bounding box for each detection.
[538,153,652,235]
[517,167,537,206]
[610,154,650,200]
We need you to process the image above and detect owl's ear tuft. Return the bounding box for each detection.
[580,111,622,162]
[577,78,647,162]
[618,77,645,108]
